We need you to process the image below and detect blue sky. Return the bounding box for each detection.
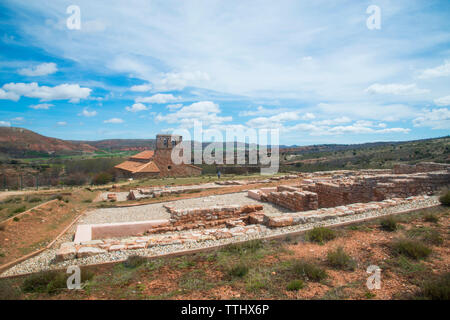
[0,0,449,145]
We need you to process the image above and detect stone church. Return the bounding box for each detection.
[114,134,202,178]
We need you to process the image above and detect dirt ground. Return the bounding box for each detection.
[2,205,448,300]
[0,190,95,266]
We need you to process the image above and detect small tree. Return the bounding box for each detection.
[92,172,113,185]
[439,190,450,206]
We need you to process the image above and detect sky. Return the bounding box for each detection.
[0,0,449,145]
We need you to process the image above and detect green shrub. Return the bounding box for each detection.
[0,279,21,300]
[439,190,450,206]
[305,227,336,244]
[418,273,450,300]
[422,230,444,246]
[407,227,443,246]
[92,172,113,185]
[27,197,42,203]
[52,194,64,201]
[326,247,356,270]
[21,271,67,294]
[228,264,249,278]
[391,239,432,260]
[12,206,26,214]
[13,217,19,222]
[380,216,398,232]
[223,240,263,255]
[123,255,147,269]
[286,279,304,291]
[45,273,68,295]
[292,261,327,282]
[423,213,439,223]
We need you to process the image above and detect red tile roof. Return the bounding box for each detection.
[129,150,154,160]
[114,160,160,173]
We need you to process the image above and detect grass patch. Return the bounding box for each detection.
[380,216,398,232]
[385,255,428,275]
[407,227,443,246]
[423,213,439,223]
[305,227,336,244]
[245,269,268,292]
[228,264,249,278]
[291,260,328,282]
[0,279,21,300]
[178,270,214,292]
[123,255,147,269]
[286,279,304,291]
[223,239,264,255]
[416,272,450,300]
[21,270,67,295]
[391,239,432,260]
[12,206,26,214]
[439,190,450,206]
[326,247,356,271]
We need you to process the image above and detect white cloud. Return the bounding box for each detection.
[104,118,124,124]
[434,95,450,107]
[135,93,178,104]
[2,82,91,103]
[155,101,231,128]
[286,121,410,136]
[418,60,450,79]
[239,106,276,117]
[79,108,97,117]
[18,62,58,76]
[166,104,183,110]
[11,117,24,122]
[413,108,450,130]
[0,121,11,127]
[125,103,148,112]
[365,83,429,95]
[57,121,67,126]
[29,103,53,109]
[130,83,152,92]
[0,88,20,101]
[246,111,315,129]
[317,102,417,121]
[313,116,351,126]
[8,0,450,111]
[152,71,210,91]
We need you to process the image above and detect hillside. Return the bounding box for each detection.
[72,139,156,151]
[0,127,97,158]
[281,136,450,172]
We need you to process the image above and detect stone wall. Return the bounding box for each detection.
[393,162,450,174]
[263,195,428,228]
[265,186,318,211]
[153,149,202,177]
[165,204,263,226]
[253,169,449,212]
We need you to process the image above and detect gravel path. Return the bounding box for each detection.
[0,196,439,277]
[80,192,289,225]
[98,182,233,201]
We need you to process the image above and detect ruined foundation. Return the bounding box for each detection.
[56,162,449,261]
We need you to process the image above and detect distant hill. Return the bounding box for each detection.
[0,127,97,158]
[0,127,449,164]
[71,139,156,151]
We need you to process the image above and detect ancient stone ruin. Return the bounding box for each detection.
[56,162,449,261]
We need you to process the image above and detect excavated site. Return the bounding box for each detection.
[1,162,449,276]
